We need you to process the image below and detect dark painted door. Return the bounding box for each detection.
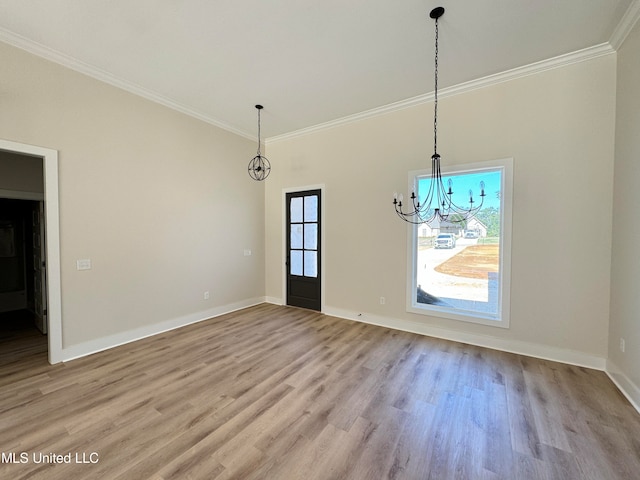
[286,189,321,311]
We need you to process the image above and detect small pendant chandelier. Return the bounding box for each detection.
[248,104,271,181]
[394,7,485,225]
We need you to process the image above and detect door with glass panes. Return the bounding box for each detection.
[286,189,321,311]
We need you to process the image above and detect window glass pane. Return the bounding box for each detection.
[412,166,507,324]
[290,197,303,223]
[304,195,318,222]
[290,250,303,276]
[290,224,303,249]
[304,224,317,250]
[304,251,317,277]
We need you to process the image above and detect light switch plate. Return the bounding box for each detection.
[76,259,92,271]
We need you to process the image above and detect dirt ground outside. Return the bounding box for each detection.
[434,245,499,279]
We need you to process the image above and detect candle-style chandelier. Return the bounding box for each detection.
[248,104,271,181]
[394,7,485,225]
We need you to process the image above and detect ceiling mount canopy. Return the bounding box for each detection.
[429,6,444,19]
[393,7,485,225]
[248,104,271,181]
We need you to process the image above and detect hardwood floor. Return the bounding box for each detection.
[1,303,639,479]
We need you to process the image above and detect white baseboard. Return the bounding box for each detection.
[320,306,606,370]
[60,297,266,363]
[606,359,640,414]
[265,296,284,305]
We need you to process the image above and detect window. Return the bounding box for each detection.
[407,158,513,328]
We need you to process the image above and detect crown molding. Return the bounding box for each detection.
[0,27,254,141]
[609,0,640,50]
[0,23,622,145]
[267,43,615,144]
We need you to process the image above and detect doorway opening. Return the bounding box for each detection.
[0,198,47,333]
[0,139,62,364]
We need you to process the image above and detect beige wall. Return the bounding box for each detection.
[610,20,640,393]
[0,42,265,349]
[266,54,616,359]
[0,34,626,373]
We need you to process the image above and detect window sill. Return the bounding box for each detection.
[407,301,509,328]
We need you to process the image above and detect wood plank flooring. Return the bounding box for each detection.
[1,303,639,479]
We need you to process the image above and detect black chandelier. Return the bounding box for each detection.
[248,104,271,181]
[394,7,485,225]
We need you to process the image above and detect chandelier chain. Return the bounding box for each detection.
[256,108,262,156]
[433,15,439,157]
[393,7,486,225]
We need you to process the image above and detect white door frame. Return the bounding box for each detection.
[0,139,62,364]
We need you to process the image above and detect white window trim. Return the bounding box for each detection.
[406,157,513,328]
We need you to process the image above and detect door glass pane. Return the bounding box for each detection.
[304,251,317,277]
[304,195,318,222]
[304,224,317,250]
[290,250,303,276]
[290,197,303,223]
[290,224,303,249]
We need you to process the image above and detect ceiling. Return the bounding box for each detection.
[0,0,637,140]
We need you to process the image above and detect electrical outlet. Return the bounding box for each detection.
[204,291,210,300]
[620,338,625,353]
[380,297,386,305]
